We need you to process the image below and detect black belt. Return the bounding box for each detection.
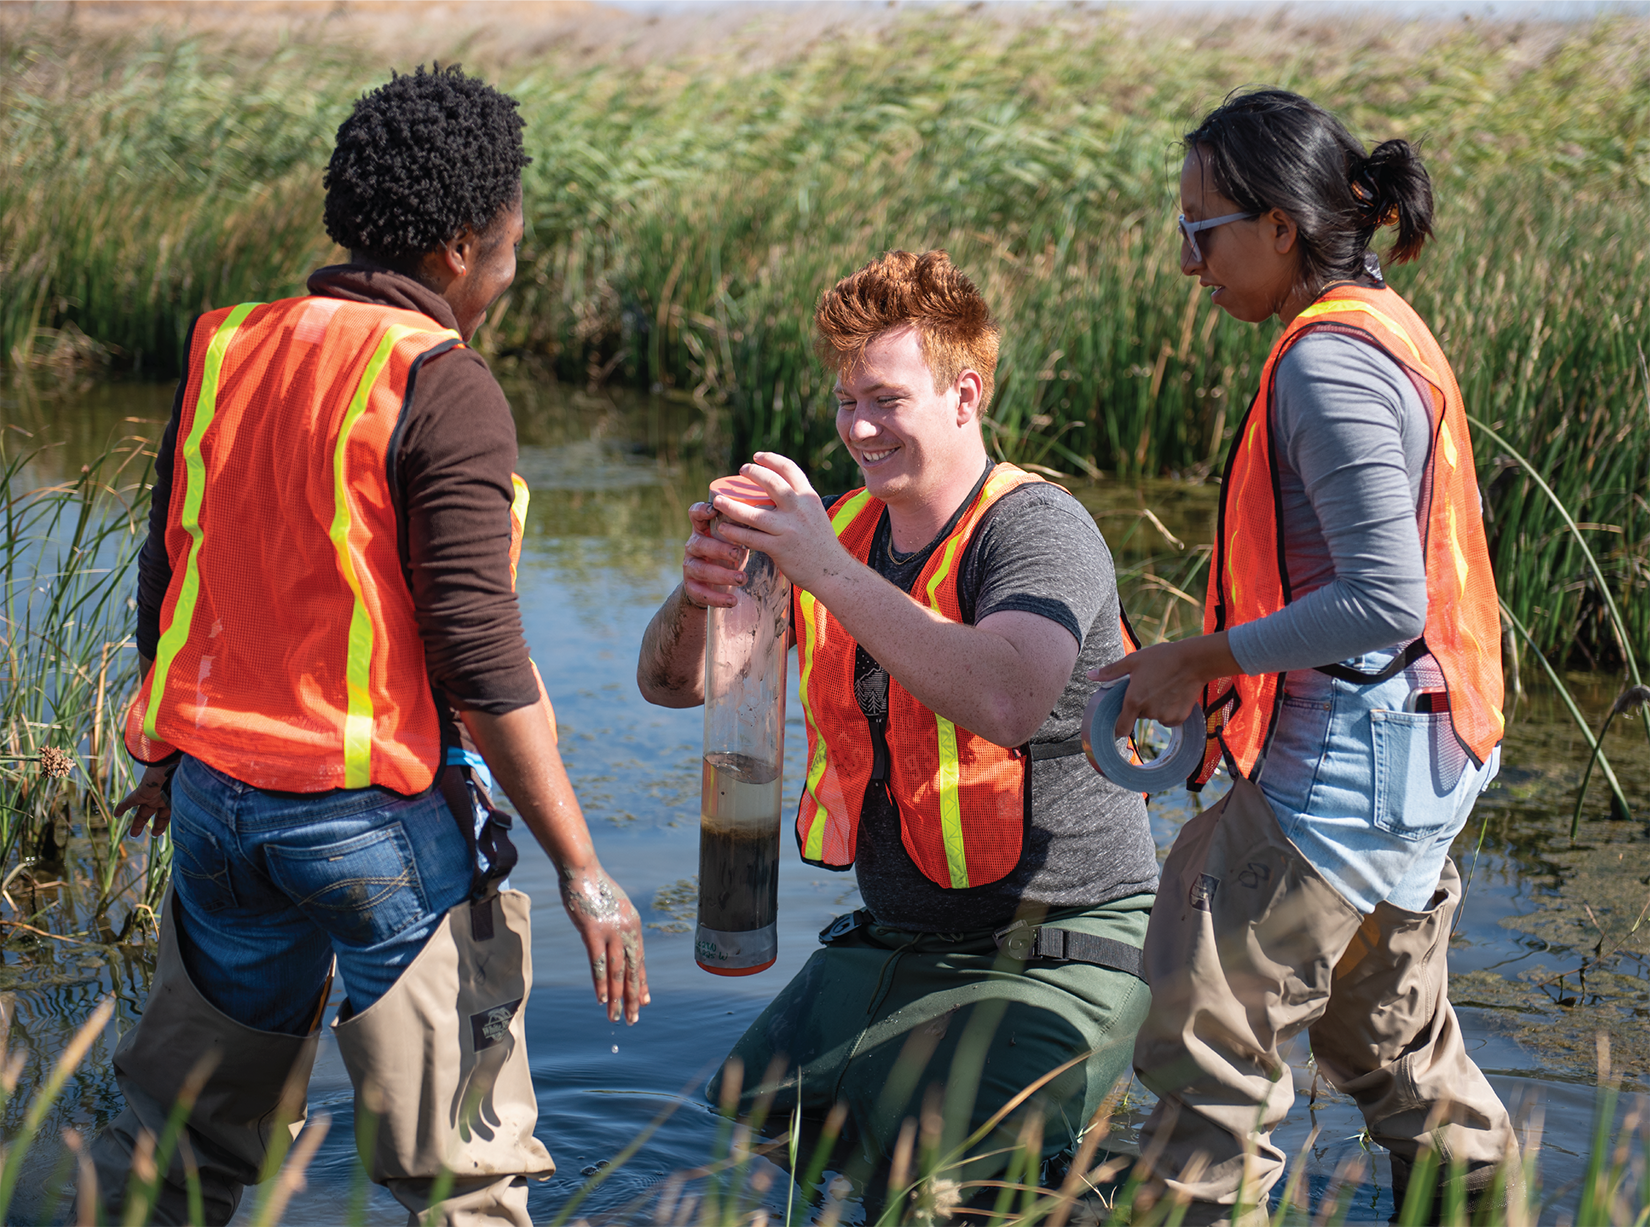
[993,919,1145,981]
[818,910,1145,982]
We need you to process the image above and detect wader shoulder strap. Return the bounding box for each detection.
[994,920,1145,981]
[819,909,874,944]
[438,763,520,900]
[1313,638,1430,685]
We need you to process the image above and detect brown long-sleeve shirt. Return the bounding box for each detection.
[136,266,541,752]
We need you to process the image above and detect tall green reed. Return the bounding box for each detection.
[3,8,1647,669]
[0,23,347,373]
[0,433,163,944]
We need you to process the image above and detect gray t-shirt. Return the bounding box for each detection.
[1226,332,1433,675]
[821,463,1159,933]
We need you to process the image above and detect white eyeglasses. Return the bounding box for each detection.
[1178,211,1260,263]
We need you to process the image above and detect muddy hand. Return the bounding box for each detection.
[114,761,177,837]
[682,501,748,610]
[560,863,650,1024]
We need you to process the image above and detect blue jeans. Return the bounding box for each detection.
[1257,647,1500,914]
[168,756,474,1035]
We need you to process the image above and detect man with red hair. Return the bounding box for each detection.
[637,251,1157,1197]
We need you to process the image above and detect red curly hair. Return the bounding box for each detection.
[814,250,1000,411]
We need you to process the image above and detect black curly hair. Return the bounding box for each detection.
[323,64,531,265]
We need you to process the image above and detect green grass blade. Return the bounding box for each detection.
[1500,599,1631,828]
[1469,415,1647,731]
[0,997,114,1221]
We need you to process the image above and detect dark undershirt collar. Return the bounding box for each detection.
[305,264,462,334]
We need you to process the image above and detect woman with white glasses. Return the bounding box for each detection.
[1093,89,1515,1224]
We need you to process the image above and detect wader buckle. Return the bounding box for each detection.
[994,919,1041,961]
[993,920,1146,981]
[819,909,872,944]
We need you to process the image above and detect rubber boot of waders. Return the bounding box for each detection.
[1132,779,1365,1226]
[87,893,322,1226]
[333,888,553,1227]
[1307,857,1518,1224]
[1388,1152,1511,1225]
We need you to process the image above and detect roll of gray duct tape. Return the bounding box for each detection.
[1081,682,1205,792]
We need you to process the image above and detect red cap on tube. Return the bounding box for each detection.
[709,473,775,507]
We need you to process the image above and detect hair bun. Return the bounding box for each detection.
[1350,162,1396,228]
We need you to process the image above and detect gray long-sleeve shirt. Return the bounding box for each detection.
[1226,332,1432,675]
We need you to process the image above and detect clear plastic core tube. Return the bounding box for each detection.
[697,482,790,975]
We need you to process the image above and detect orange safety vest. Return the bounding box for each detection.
[1193,283,1504,787]
[509,472,561,743]
[124,297,470,794]
[794,464,1047,889]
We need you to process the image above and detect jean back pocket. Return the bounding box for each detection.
[1370,708,1467,843]
[170,812,241,914]
[266,823,430,948]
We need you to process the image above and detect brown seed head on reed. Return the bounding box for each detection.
[37,747,73,780]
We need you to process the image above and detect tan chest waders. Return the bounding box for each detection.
[89,893,322,1225]
[1131,779,1515,1224]
[89,769,553,1227]
[334,885,552,1225]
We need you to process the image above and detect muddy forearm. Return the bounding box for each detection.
[636,584,707,708]
[461,701,650,1023]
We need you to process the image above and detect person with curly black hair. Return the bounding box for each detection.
[322,63,532,268]
[89,66,648,1227]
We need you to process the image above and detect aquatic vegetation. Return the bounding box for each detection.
[3,1011,1645,1225]
[1,12,1649,1219]
[3,7,1648,667]
[0,437,162,951]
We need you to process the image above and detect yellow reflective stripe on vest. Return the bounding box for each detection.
[143,302,261,743]
[923,529,970,889]
[1296,298,1425,368]
[509,473,531,587]
[1225,414,1268,616]
[830,489,875,533]
[796,588,830,862]
[798,488,875,861]
[330,324,424,788]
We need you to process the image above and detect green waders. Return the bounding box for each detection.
[708,894,1153,1192]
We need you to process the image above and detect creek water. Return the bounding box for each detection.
[1,372,1647,1224]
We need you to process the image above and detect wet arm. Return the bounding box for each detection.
[407,355,647,1023]
[637,499,757,708]
[460,703,648,1025]
[807,566,1080,747]
[714,459,1077,747]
